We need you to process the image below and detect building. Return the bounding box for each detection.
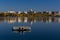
[28,9,34,14]
[34,11,37,13]
[51,11,59,16]
[58,11,60,15]
[55,11,59,16]
[43,11,49,14]
[8,11,16,13]
[18,11,21,14]
[48,11,52,14]
[30,9,33,11]
[24,11,28,14]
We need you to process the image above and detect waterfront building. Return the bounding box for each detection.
[51,11,58,16]
[28,9,34,14]
[41,11,43,14]
[18,11,22,14]
[55,11,59,16]
[37,11,42,14]
[8,11,16,13]
[43,11,49,14]
[30,9,33,12]
[58,11,60,15]
[34,11,37,13]
[48,11,52,14]
[24,11,28,14]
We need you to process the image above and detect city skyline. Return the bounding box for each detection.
[0,0,60,12]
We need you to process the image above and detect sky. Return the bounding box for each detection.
[0,0,60,12]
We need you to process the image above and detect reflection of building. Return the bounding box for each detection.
[0,17,5,22]
[5,18,16,23]
[34,19,36,23]
[49,17,52,23]
[17,17,28,23]
[58,18,60,22]
[7,19,16,23]
[24,17,28,23]
[54,17,59,22]
[0,17,60,23]
[18,17,22,22]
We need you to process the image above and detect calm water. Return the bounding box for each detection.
[0,17,60,40]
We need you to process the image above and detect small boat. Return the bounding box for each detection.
[12,26,31,32]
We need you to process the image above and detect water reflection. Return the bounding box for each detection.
[0,17,60,40]
[0,17,60,24]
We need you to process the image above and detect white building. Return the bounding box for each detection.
[30,9,33,11]
[58,11,60,15]
[24,11,28,14]
[34,11,37,13]
[8,11,16,13]
[18,11,22,14]
[48,11,52,14]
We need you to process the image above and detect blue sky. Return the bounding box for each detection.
[0,0,60,11]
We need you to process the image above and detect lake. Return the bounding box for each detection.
[0,17,60,40]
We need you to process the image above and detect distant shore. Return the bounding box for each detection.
[0,10,60,17]
[0,13,60,17]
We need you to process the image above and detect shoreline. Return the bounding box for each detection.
[0,13,60,17]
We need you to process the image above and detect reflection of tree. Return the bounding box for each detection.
[51,17,54,22]
[0,13,4,17]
